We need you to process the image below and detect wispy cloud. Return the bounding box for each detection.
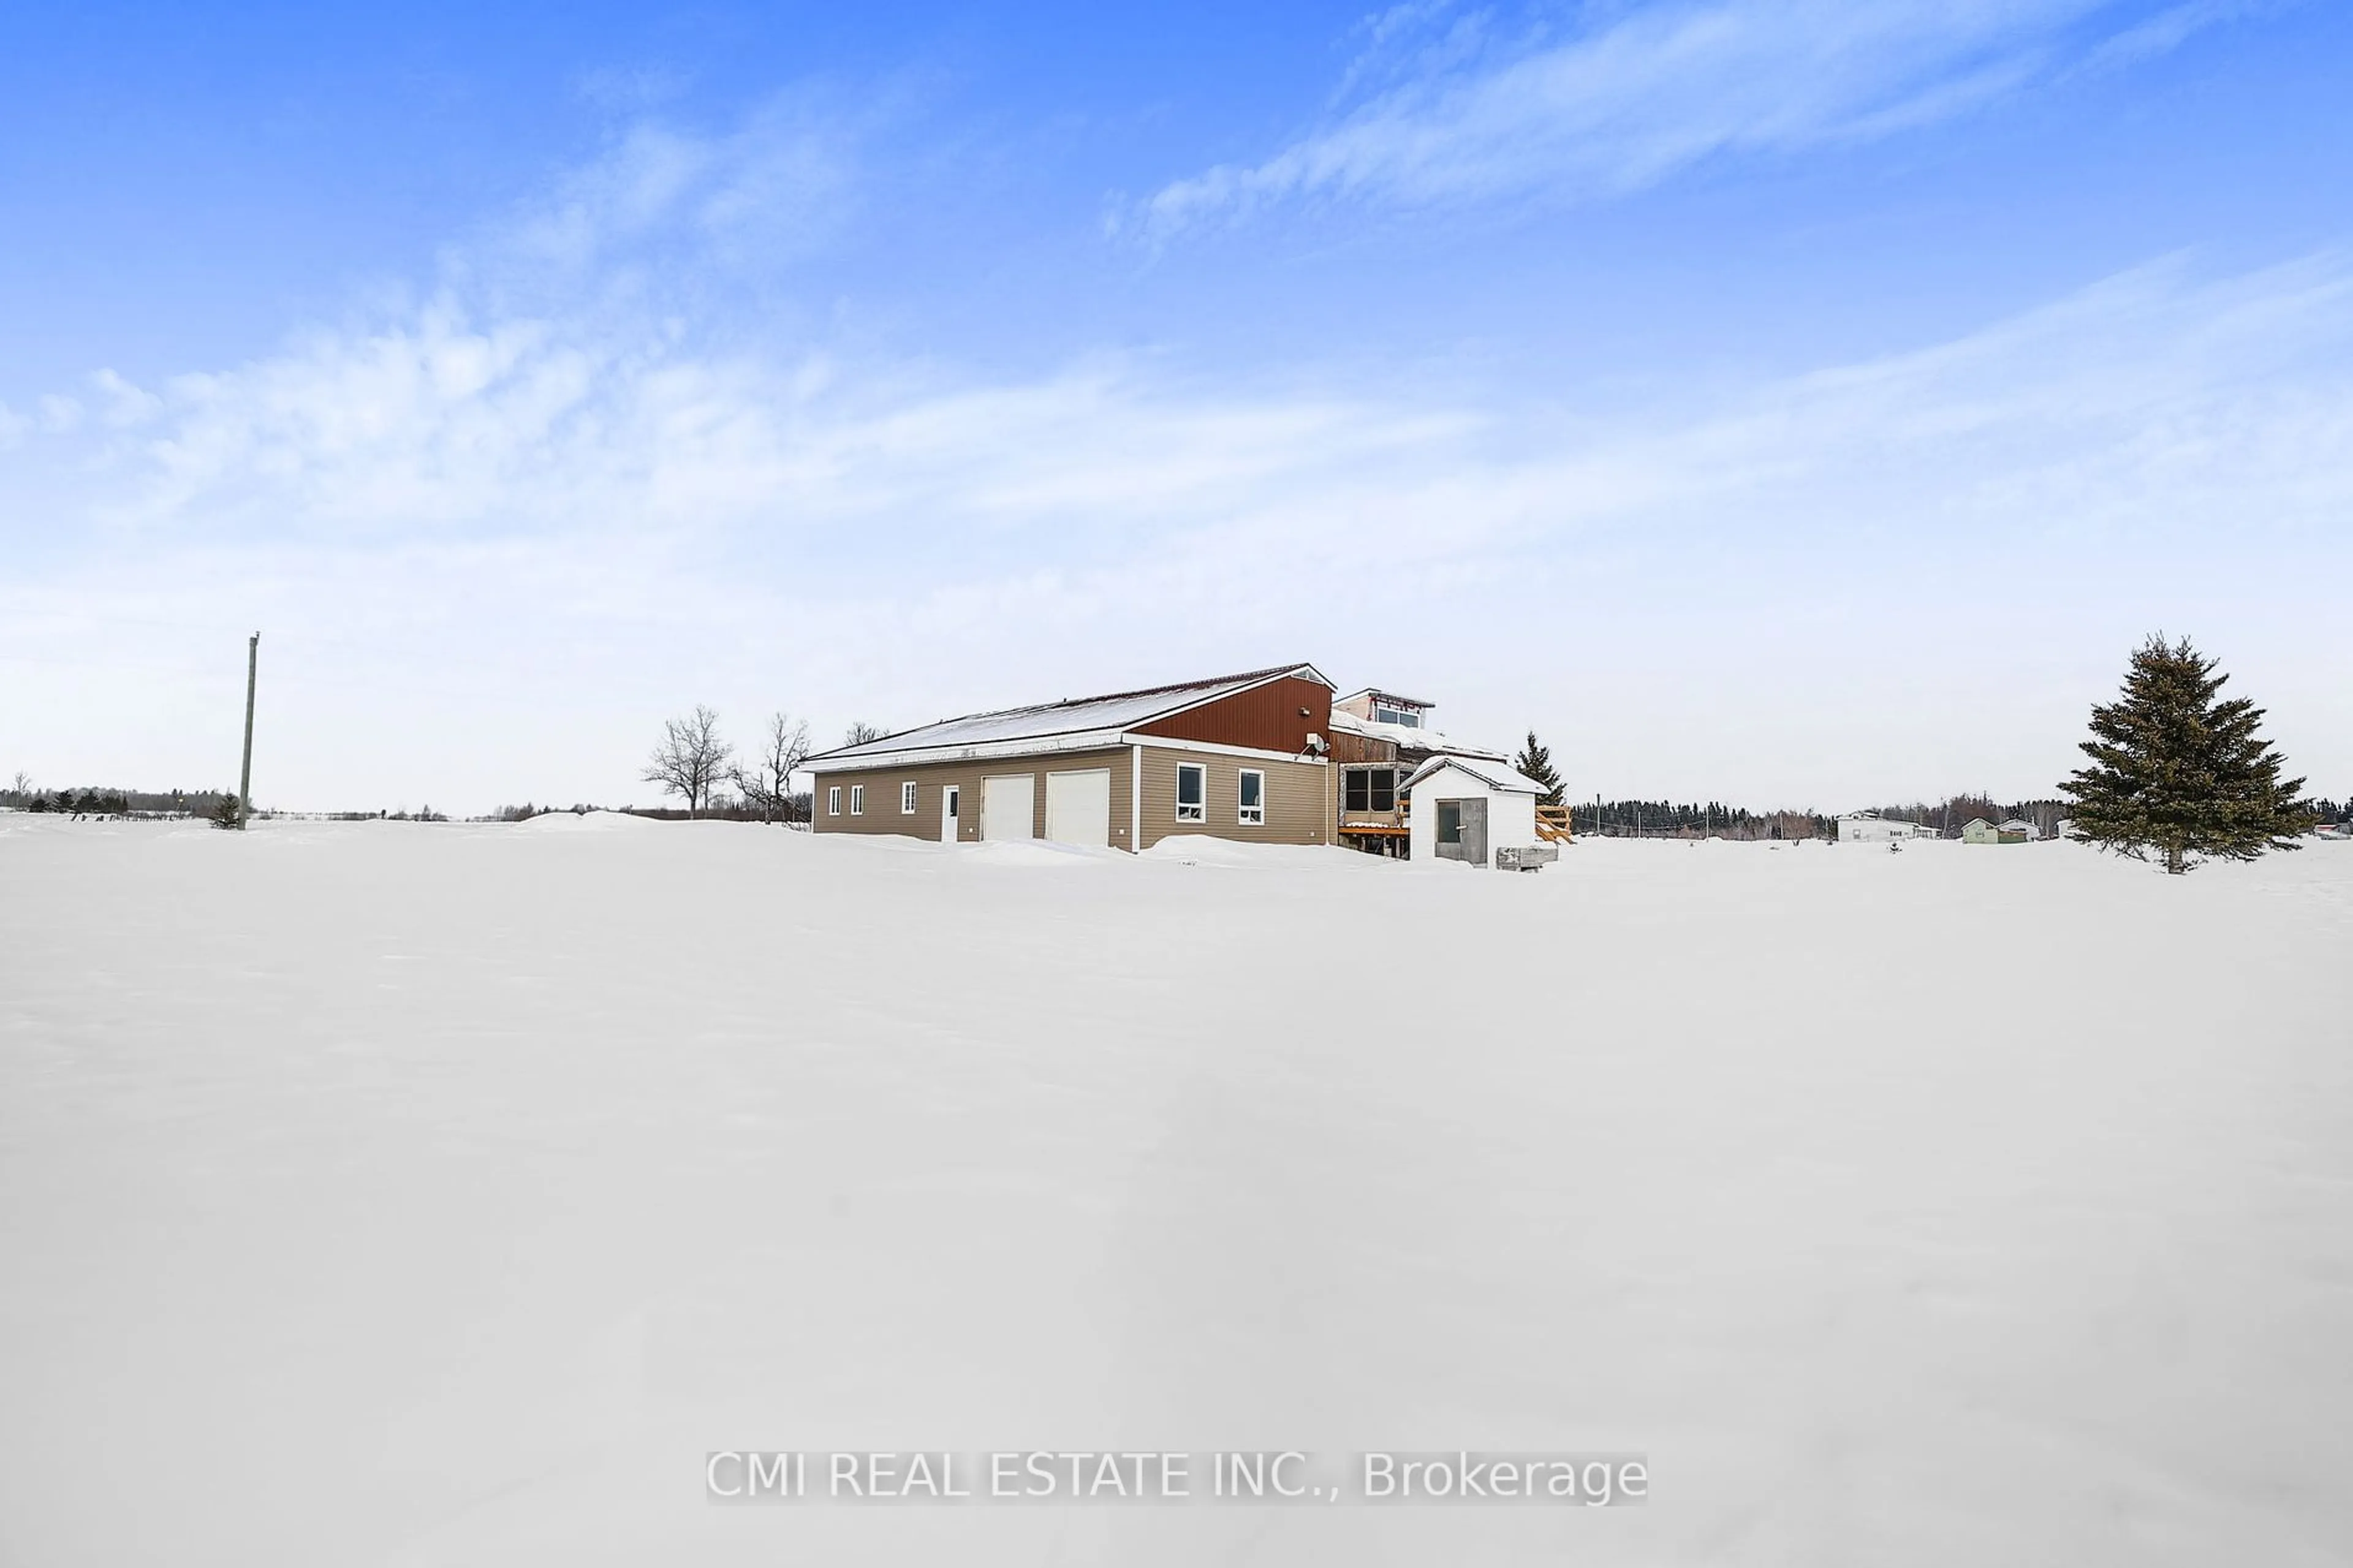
[432,80,915,309]
[10,85,2350,807]
[18,240,2353,805]
[572,62,693,115]
[121,331,1460,558]
[2077,0,2286,73]
[1127,0,2266,240]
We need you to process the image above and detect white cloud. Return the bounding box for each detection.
[9,85,2347,811]
[572,63,692,115]
[2079,0,2287,73]
[83,300,1472,551]
[1129,0,2264,239]
[37,393,85,434]
[20,244,2351,809]
[91,369,164,430]
[486,87,890,286]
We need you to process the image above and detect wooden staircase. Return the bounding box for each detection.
[1535,804,1574,844]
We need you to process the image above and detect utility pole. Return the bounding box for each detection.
[238,632,258,830]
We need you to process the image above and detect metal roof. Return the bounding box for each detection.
[806,663,1333,765]
[1399,754,1552,796]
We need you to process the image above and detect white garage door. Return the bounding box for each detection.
[1044,768,1112,848]
[980,774,1035,841]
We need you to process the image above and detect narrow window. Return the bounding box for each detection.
[1437,800,1462,845]
[827,786,842,816]
[1344,769,1370,813]
[849,784,865,816]
[1175,762,1205,823]
[1370,768,1396,813]
[900,781,918,814]
[1238,769,1265,825]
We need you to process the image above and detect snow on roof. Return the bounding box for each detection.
[1324,706,1505,759]
[809,663,1332,763]
[1335,687,1435,709]
[1399,754,1551,796]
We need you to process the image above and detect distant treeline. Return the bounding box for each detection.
[494,793,816,824]
[2,784,237,817]
[1556,792,2306,841]
[1860,797,2072,836]
[1570,801,1835,840]
[0,783,824,825]
[14,780,2338,833]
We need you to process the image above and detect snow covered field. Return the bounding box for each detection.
[2,815,2349,1566]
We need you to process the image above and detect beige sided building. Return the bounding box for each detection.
[805,664,1338,853]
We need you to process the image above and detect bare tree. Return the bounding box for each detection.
[5,770,28,808]
[732,713,813,824]
[845,721,888,746]
[642,706,733,818]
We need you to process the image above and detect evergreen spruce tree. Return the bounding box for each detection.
[1514,730,1564,805]
[2063,634,2315,874]
[210,793,243,830]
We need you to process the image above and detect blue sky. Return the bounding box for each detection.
[4,0,2349,812]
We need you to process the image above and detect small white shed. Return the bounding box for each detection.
[1401,754,1549,866]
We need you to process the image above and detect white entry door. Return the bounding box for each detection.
[980,775,1035,841]
[1044,768,1112,848]
[940,784,961,843]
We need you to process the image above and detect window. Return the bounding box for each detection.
[1373,703,1422,729]
[1344,767,1397,814]
[1436,800,1462,845]
[900,781,918,814]
[849,784,865,816]
[1238,769,1265,825]
[1175,763,1205,822]
[827,786,842,816]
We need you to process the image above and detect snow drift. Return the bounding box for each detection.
[1,819,2347,1565]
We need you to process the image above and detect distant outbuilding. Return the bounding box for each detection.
[1837,812,1932,844]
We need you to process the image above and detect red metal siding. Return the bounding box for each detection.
[1133,674,1332,755]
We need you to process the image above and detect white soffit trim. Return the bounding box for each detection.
[805,730,1126,773]
[1122,734,1329,765]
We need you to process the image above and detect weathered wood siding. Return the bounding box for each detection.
[1325,730,1398,765]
